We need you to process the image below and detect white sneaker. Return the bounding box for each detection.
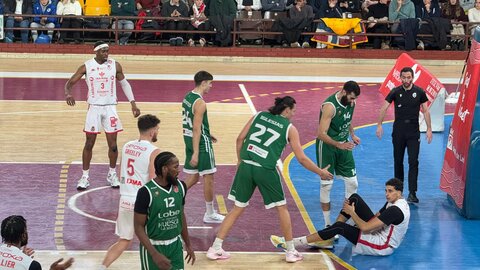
[206,247,231,260]
[107,172,120,188]
[77,175,90,190]
[203,211,225,223]
[285,250,303,263]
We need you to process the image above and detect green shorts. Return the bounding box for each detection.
[316,139,356,178]
[183,145,216,176]
[228,161,286,209]
[140,237,184,270]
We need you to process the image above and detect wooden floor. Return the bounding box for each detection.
[0,52,463,270]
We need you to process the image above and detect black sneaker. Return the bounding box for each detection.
[407,193,419,203]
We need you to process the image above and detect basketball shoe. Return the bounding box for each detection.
[107,172,120,188]
[203,211,225,223]
[285,250,304,263]
[206,247,231,260]
[77,175,90,190]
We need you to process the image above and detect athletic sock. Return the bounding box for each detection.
[98,266,107,270]
[286,240,295,251]
[212,237,223,250]
[293,236,308,247]
[109,167,116,174]
[206,201,214,215]
[82,170,89,177]
[323,210,331,226]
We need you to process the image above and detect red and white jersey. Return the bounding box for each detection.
[384,198,410,248]
[120,140,158,197]
[0,244,34,270]
[84,58,117,105]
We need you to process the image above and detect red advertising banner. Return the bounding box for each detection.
[440,42,480,208]
[379,53,445,108]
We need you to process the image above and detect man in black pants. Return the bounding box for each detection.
[271,178,410,256]
[376,67,432,203]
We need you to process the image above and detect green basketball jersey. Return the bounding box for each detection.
[144,179,186,240]
[240,111,291,170]
[182,91,212,151]
[320,92,355,142]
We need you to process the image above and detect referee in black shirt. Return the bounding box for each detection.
[376,67,433,203]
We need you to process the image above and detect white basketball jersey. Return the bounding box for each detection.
[84,58,117,105]
[0,244,34,270]
[120,140,158,197]
[386,198,410,248]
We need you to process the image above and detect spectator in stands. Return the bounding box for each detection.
[289,0,314,47]
[31,0,57,43]
[187,0,209,46]
[442,0,468,50]
[468,0,480,35]
[111,0,136,45]
[318,0,342,18]
[237,0,263,45]
[205,0,237,46]
[459,0,474,11]
[389,0,415,33]
[415,0,441,49]
[136,0,162,13]
[365,0,389,49]
[262,0,287,13]
[161,0,189,45]
[4,0,32,43]
[56,0,82,44]
[339,0,360,13]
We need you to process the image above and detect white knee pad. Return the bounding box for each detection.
[339,175,358,198]
[320,180,333,204]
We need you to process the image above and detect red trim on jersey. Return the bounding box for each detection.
[357,225,394,250]
[105,129,124,134]
[83,130,101,134]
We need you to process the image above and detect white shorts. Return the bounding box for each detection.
[115,196,136,240]
[353,232,394,256]
[84,104,123,134]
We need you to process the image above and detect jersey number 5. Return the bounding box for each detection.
[127,158,135,176]
[249,123,280,147]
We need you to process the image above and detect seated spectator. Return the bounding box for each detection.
[389,0,415,33]
[365,0,389,49]
[319,0,343,18]
[1,215,74,270]
[161,0,189,45]
[459,0,474,11]
[237,0,263,45]
[31,0,57,43]
[136,0,162,14]
[468,0,480,35]
[289,0,314,47]
[415,0,441,49]
[4,0,32,43]
[261,0,287,13]
[56,0,83,44]
[111,0,136,45]
[442,0,468,50]
[339,0,360,13]
[187,0,209,46]
[206,0,238,47]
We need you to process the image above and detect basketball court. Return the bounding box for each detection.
[1,54,479,269]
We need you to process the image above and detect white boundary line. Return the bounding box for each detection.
[66,186,212,229]
[0,71,461,83]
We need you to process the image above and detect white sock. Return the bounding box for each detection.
[82,170,89,177]
[212,237,223,250]
[206,201,214,215]
[98,266,107,270]
[293,236,308,246]
[323,210,331,226]
[109,167,116,174]
[286,240,295,251]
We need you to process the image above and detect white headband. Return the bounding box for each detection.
[94,43,109,52]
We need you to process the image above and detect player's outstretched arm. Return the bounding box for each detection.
[289,125,333,180]
[49,258,74,270]
[65,64,86,106]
